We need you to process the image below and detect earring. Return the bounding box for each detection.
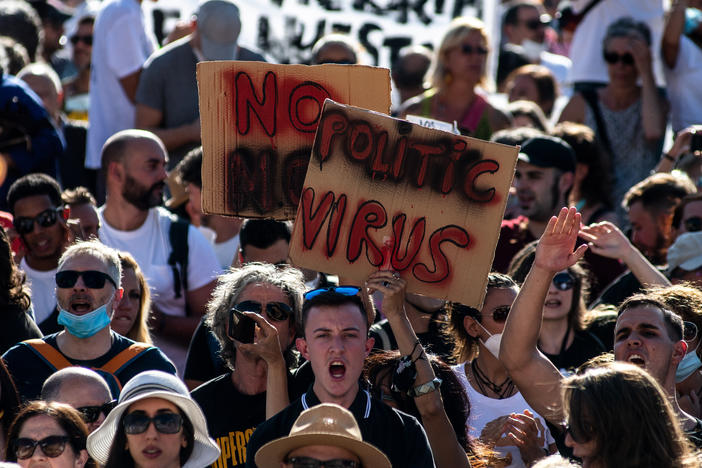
[444,71,453,85]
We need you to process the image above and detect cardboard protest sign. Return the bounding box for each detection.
[289,100,518,308]
[197,61,391,219]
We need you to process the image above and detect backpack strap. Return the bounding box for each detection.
[21,339,72,371]
[580,89,614,157]
[167,214,190,299]
[100,343,153,375]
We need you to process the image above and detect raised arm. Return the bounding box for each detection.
[579,221,671,287]
[365,271,471,468]
[499,207,588,425]
[662,0,687,68]
[628,36,668,142]
[237,311,289,418]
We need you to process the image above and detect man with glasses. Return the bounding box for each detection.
[63,15,95,122]
[41,367,114,432]
[2,239,175,401]
[497,0,571,89]
[191,263,307,468]
[245,286,435,468]
[8,174,69,333]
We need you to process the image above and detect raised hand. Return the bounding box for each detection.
[236,311,284,366]
[579,221,633,259]
[534,207,588,273]
[365,270,407,321]
[628,36,653,77]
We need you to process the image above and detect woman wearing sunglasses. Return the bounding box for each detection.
[87,370,219,468]
[559,17,667,224]
[398,16,510,140]
[447,273,556,467]
[6,400,92,468]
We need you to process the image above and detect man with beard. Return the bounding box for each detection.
[98,129,219,370]
[8,173,70,333]
[2,240,175,401]
[622,172,696,266]
[492,136,575,273]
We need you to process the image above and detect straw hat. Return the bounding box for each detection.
[87,371,220,468]
[255,403,391,468]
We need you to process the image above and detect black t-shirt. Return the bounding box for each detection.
[191,373,266,468]
[0,303,42,355]
[244,385,436,468]
[2,331,177,401]
[184,317,227,383]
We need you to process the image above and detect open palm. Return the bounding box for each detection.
[534,207,588,273]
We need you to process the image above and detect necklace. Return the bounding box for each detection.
[470,360,514,399]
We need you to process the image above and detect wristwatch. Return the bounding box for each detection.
[408,377,442,397]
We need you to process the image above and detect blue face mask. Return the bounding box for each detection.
[676,347,702,383]
[57,303,112,338]
[685,8,702,36]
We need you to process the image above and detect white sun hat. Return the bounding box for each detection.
[87,370,220,468]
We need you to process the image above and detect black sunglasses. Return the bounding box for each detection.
[285,456,359,468]
[14,208,62,235]
[233,300,293,322]
[56,270,117,289]
[13,435,70,459]
[552,272,575,291]
[70,34,93,46]
[304,286,360,301]
[77,401,116,424]
[561,422,590,444]
[603,51,634,65]
[522,18,548,30]
[460,44,488,56]
[684,216,702,233]
[485,305,511,323]
[123,412,183,435]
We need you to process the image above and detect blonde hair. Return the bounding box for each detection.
[117,251,152,344]
[431,16,490,89]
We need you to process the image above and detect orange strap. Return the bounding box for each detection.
[25,339,73,369]
[100,343,151,374]
[25,340,151,375]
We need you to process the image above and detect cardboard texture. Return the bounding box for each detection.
[289,100,519,308]
[197,61,391,219]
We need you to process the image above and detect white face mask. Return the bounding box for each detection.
[521,39,547,61]
[477,321,502,359]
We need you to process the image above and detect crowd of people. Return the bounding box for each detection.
[2,0,702,466]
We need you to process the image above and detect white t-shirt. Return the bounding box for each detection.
[212,234,240,270]
[453,362,554,468]
[567,0,665,85]
[663,36,702,132]
[19,259,56,324]
[98,207,221,316]
[85,0,156,169]
[540,51,572,93]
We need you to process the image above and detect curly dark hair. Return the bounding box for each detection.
[0,227,30,311]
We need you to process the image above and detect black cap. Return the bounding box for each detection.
[29,0,73,24]
[517,136,576,173]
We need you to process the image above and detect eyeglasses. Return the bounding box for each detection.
[561,422,590,444]
[233,300,293,322]
[603,51,634,65]
[460,44,488,56]
[304,286,360,301]
[552,272,575,291]
[77,401,116,424]
[13,435,70,459]
[684,216,702,233]
[14,208,62,235]
[56,270,117,289]
[485,305,511,323]
[285,457,360,468]
[70,34,93,46]
[123,412,183,435]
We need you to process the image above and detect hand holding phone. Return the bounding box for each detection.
[228,308,256,344]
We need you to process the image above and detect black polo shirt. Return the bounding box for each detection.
[244,384,436,468]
